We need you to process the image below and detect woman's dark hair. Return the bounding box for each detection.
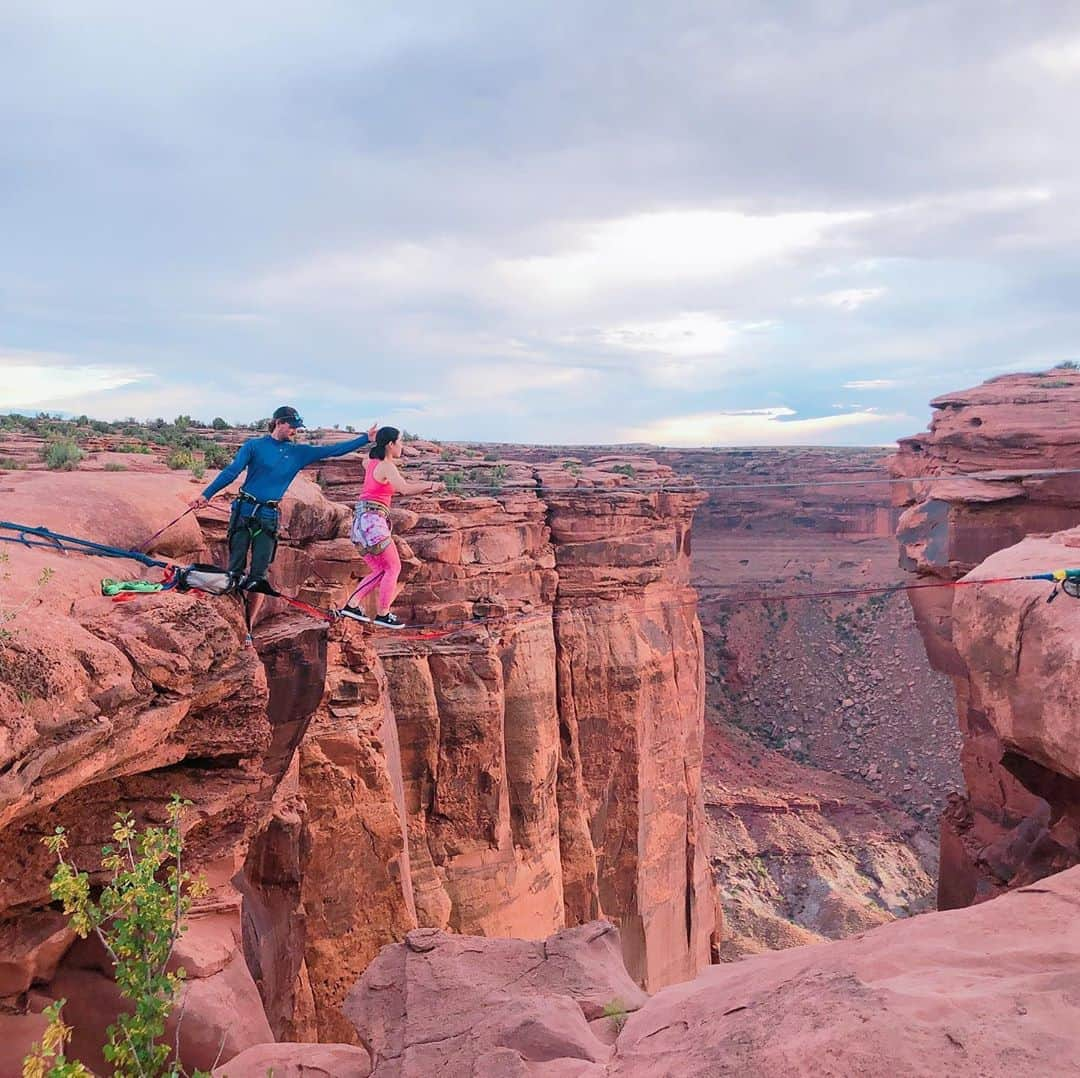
[369,426,401,460]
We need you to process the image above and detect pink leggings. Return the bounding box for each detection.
[352,541,401,613]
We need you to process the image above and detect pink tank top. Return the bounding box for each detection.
[361,458,395,507]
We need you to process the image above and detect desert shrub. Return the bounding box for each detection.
[200,442,232,470]
[166,450,194,471]
[43,439,83,471]
[103,462,127,472]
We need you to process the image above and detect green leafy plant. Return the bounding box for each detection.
[439,447,455,461]
[0,455,25,469]
[43,439,83,471]
[166,450,194,471]
[103,462,128,472]
[21,999,94,1077]
[189,462,206,481]
[200,442,231,470]
[602,998,630,1031]
[210,417,229,430]
[443,470,465,494]
[487,463,508,490]
[612,463,636,478]
[31,795,213,1078]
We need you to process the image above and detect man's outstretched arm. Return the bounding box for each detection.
[192,440,253,505]
[299,426,375,463]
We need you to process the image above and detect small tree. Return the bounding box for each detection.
[210,418,228,430]
[31,796,211,1078]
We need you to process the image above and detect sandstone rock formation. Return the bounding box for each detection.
[0,455,719,1066]
[890,370,1080,906]
[325,869,1080,1076]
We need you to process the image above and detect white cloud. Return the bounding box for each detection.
[804,287,886,310]
[497,209,868,306]
[247,207,868,315]
[842,378,900,390]
[1028,38,1080,77]
[443,362,591,401]
[0,351,148,410]
[595,312,741,356]
[622,406,908,447]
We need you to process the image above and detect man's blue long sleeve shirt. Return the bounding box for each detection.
[201,433,370,502]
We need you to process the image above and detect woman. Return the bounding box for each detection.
[346,426,439,628]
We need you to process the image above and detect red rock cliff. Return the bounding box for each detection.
[890,370,1080,907]
[0,455,719,1064]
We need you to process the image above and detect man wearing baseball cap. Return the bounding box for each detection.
[190,406,377,591]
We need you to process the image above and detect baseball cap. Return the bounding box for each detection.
[272,406,305,427]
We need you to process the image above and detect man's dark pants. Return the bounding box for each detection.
[227,503,278,581]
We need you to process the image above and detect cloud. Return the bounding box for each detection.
[842,378,900,390]
[805,287,887,311]
[622,406,908,447]
[0,350,148,410]
[5,5,1080,443]
[495,209,867,308]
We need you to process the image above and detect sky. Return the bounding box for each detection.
[2,1,1079,446]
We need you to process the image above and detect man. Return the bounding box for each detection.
[190,406,377,587]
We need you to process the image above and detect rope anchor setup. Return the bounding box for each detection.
[5,514,1080,645]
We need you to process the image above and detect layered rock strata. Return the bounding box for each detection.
[0,457,719,1065]
[890,371,1080,906]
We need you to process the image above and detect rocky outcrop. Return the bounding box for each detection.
[0,472,280,1071]
[298,866,1080,1076]
[890,370,1080,906]
[0,454,718,1066]
[251,464,721,1042]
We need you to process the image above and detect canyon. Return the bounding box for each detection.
[2,370,1080,1074]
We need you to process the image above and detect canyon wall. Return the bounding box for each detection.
[890,370,1080,906]
[0,453,718,1066]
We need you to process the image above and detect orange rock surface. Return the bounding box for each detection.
[331,867,1080,1076]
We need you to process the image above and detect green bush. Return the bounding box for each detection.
[166,449,194,471]
[443,470,465,494]
[43,439,83,471]
[103,462,127,472]
[612,463,636,478]
[201,442,232,469]
[0,456,25,470]
[211,417,229,430]
[27,796,211,1077]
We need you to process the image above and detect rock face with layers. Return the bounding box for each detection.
[254,464,721,1043]
[0,456,719,1066]
[890,370,1080,906]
